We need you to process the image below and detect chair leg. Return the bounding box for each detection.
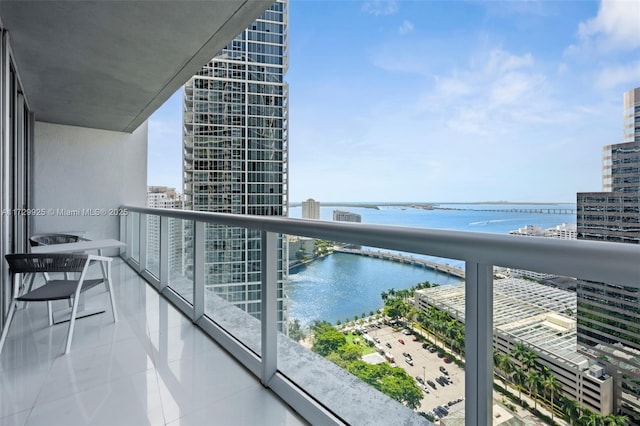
[105,262,118,323]
[64,296,80,355]
[0,301,18,356]
[20,273,36,310]
[47,301,54,326]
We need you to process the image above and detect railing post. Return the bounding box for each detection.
[159,215,169,291]
[119,213,127,257]
[192,221,204,322]
[138,213,147,273]
[261,231,277,386]
[465,261,493,426]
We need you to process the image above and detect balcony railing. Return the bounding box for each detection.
[121,205,640,425]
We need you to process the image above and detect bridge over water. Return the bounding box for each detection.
[334,247,465,279]
[434,207,575,215]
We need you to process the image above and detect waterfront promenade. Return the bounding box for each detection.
[334,247,465,279]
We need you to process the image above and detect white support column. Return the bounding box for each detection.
[465,261,493,426]
[261,231,277,386]
[192,221,204,322]
[159,216,169,291]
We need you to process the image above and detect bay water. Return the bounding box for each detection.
[286,203,576,327]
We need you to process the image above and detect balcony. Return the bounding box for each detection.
[115,208,640,423]
[0,257,306,425]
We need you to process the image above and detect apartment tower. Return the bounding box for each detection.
[576,87,640,420]
[301,198,320,220]
[183,1,289,330]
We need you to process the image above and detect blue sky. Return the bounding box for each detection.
[148,0,640,203]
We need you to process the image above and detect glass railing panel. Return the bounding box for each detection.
[489,265,617,424]
[167,218,193,304]
[203,223,262,355]
[280,234,463,423]
[130,211,140,263]
[145,214,160,277]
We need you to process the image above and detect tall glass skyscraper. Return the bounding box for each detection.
[183,0,288,330]
[576,87,640,420]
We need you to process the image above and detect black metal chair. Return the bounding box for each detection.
[0,253,118,356]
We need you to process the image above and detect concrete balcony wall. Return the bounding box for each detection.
[31,121,147,240]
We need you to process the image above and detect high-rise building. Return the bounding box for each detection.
[576,87,640,420]
[146,186,187,279]
[182,1,289,330]
[147,186,184,209]
[333,210,361,223]
[301,198,320,220]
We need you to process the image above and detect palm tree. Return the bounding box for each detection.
[512,368,527,402]
[543,374,563,421]
[559,396,581,425]
[510,343,528,364]
[527,371,542,410]
[579,410,601,426]
[493,351,512,388]
[603,413,629,426]
[521,349,538,374]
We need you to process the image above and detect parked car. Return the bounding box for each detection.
[385,342,392,348]
[398,339,405,345]
[422,343,429,349]
[437,352,445,358]
[405,357,413,366]
[415,376,424,384]
[439,366,449,375]
[443,357,452,363]
[428,346,437,353]
[402,329,412,335]
[427,380,437,389]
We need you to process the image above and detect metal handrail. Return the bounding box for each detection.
[123,205,639,287]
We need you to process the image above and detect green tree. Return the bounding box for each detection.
[288,319,306,342]
[338,345,362,362]
[543,374,563,421]
[311,321,346,356]
[378,372,423,409]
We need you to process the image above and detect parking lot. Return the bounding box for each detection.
[363,323,465,419]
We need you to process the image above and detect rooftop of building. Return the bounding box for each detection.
[416,278,591,370]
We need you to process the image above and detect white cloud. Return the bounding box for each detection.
[485,50,534,74]
[419,48,547,135]
[361,0,398,16]
[571,0,640,53]
[399,20,414,35]
[595,61,640,88]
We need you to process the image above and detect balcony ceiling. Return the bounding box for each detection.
[0,0,272,132]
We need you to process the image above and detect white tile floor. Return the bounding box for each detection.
[0,258,307,426]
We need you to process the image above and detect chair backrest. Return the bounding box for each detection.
[5,253,89,274]
[29,234,83,247]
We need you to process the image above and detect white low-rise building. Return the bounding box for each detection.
[415,278,613,415]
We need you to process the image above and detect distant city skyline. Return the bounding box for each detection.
[148,0,640,203]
